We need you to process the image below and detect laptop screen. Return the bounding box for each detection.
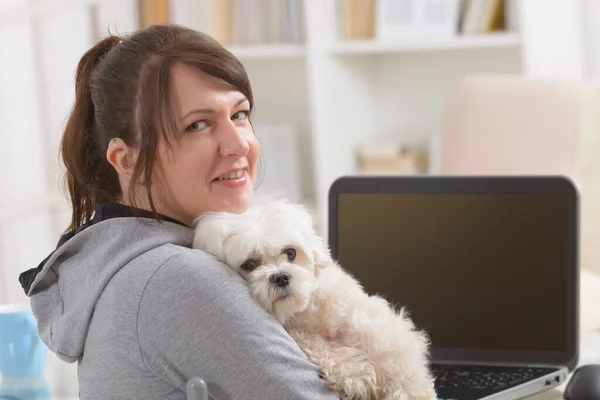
[334,192,570,354]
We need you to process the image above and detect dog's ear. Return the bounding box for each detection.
[311,234,333,274]
[192,213,234,259]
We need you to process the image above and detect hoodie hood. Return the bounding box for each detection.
[19,203,194,362]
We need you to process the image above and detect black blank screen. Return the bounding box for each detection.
[336,193,569,353]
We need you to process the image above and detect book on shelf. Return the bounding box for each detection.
[338,0,376,40]
[149,0,304,46]
[138,0,170,28]
[228,0,305,46]
[337,0,513,42]
[459,0,506,35]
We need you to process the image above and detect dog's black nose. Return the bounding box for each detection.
[269,272,291,287]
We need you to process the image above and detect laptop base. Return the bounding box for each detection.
[433,363,568,400]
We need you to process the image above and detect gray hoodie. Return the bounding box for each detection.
[19,203,339,400]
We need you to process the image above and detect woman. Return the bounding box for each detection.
[18,24,339,400]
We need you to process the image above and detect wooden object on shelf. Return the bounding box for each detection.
[138,0,170,28]
[338,0,376,40]
[211,0,235,45]
[356,139,429,175]
[460,0,505,35]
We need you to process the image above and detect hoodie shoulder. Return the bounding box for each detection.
[27,216,195,363]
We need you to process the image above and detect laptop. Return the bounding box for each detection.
[328,175,579,400]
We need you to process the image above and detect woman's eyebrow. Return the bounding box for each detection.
[180,97,249,121]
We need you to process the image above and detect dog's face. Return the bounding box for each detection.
[192,200,332,324]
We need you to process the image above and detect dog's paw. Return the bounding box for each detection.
[406,387,437,400]
[383,379,437,400]
[318,352,378,400]
[381,386,437,400]
[375,367,437,400]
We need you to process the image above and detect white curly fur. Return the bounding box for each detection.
[193,199,438,400]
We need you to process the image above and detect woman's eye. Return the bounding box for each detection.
[240,259,258,271]
[185,120,208,132]
[232,110,249,121]
[284,248,296,262]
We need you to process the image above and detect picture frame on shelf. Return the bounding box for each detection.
[374,0,461,41]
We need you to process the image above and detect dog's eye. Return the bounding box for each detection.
[284,248,296,261]
[240,259,258,271]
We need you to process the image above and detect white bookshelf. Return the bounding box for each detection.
[0,0,589,245]
[227,44,306,60]
[330,32,521,55]
[300,0,586,236]
[174,0,585,237]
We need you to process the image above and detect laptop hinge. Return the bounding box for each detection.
[432,360,562,369]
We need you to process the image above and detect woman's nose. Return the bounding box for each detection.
[218,120,250,157]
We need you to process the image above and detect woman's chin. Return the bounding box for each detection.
[212,191,254,214]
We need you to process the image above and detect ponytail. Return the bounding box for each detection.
[60,35,121,231]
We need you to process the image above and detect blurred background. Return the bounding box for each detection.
[2,0,600,394]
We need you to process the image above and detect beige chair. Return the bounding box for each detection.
[439,74,600,332]
[440,74,600,177]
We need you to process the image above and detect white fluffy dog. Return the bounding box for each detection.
[193,199,437,400]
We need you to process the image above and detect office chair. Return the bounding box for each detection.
[186,377,212,400]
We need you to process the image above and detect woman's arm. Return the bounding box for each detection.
[137,248,340,400]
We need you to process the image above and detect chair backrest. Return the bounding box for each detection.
[440,74,598,175]
[439,74,600,274]
[186,377,211,400]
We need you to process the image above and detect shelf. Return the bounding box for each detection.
[226,44,306,61]
[330,32,521,56]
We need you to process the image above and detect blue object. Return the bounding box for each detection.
[0,375,51,398]
[0,305,47,377]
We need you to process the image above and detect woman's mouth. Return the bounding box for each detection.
[213,169,248,188]
[215,170,244,180]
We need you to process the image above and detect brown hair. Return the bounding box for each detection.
[60,24,254,231]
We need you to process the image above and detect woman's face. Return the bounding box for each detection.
[151,62,260,226]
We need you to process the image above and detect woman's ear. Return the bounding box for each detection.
[106,138,141,181]
[107,138,131,176]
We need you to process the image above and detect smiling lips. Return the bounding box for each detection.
[213,168,248,188]
[216,170,243,180]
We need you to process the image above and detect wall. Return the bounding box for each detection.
[581,0,600,80]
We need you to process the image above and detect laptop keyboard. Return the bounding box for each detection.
[433,364,557,391]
